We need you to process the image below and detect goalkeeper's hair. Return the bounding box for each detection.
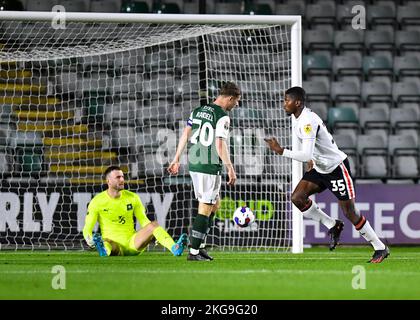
[104,165,122,179]
[285,86,306,104]
[220,81,241,97]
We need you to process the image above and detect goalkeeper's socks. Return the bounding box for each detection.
[190,213,209,253]
[301,199,336,229]
[152,226,175,251]
[355,216,386,250]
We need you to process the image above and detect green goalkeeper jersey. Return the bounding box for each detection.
[83,190,150,245]
[187,103,230,175]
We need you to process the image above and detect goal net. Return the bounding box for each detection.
[0,12,302,252]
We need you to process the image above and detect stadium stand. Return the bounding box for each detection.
[1,0,420,183]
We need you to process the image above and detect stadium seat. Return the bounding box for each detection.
[214,0,242,14]
[231,108,265,127]
[393,156,419,178]
[56,0,91,12]
[143,51,175,73]
[303,54,332,80]
[389,107,420,133]
[357,134,389,178]
[274,3,305,16]
[303,80,330,104]
[336,3,359,29]
[104,99,137,124]
[358,107,390,140]
[334,30,364,58]
[243,0,273,15]
[395,30,420,56]
[362,155,389,178]
[330,81,362,110]
[138,152,166,177]
[366,4,397,30]
[305,3,336,30]
[25,0,55,11]
[0,0,24,10]
[153,1,182,13]
[327,106,359,133]
[82,91,106,124]
[303,29,334,58]
[397,5,420,30]
[364,30,394,60]
[15,148,43,175]
[10,130,43,148]
[135,126,165,151]
[0,147,10,174]
[362,56,393,86]
[393,56,420,84]
[183,0,199,14]
[111,125,136,149]
[361,81,392,108]
[120,0,149,13]
[333,132,357,153]
[332,55,363,83]
[392,81,420,109]
[357,134,387,155]
[388,134,418,159]
[90,0,120,12]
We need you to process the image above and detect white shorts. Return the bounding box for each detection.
[190,171,221,204]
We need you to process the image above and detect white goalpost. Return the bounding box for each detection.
[0,11,302,253]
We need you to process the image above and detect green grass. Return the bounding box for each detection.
[1,246,419,300]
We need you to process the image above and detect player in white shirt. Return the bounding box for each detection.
[265,86,389,263]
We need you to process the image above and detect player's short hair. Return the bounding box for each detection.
[285,86,306,104]
[219,81,241,97]
[104,165,122,179]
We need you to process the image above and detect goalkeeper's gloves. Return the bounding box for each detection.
[84,234,95,249]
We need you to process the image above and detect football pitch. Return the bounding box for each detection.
[1,246,419,300]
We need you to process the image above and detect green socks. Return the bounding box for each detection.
[190,213,209,250]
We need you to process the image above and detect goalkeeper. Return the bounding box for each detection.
[83,166,187,256]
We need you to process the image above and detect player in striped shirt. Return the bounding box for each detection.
[265,86,389,263]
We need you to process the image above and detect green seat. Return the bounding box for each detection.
[363,56,392,79]
[153,2,181,14]
[83,90,106,124]
[17,148,42,173]
[327,107,358,131]
[121,1,149,13]
[303,54,332,77]
[244,3,273,15]
[0,0,24,11]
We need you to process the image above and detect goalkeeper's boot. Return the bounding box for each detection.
[199,247,214,261]
[368,246,390,263]
[93,233,108,257]
[327,219,344,251]
[171,233,188,256]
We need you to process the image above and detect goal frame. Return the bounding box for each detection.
[0,11,303,253]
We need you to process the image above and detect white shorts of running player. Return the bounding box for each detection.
[190,172,222,204]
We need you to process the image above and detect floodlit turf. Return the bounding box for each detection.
[0,246,419,300]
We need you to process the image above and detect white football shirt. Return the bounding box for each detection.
[282,106,347,174]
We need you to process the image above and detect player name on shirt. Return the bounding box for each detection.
[196,111,213,121]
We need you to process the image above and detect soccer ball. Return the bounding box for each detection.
[233,206,255,228]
